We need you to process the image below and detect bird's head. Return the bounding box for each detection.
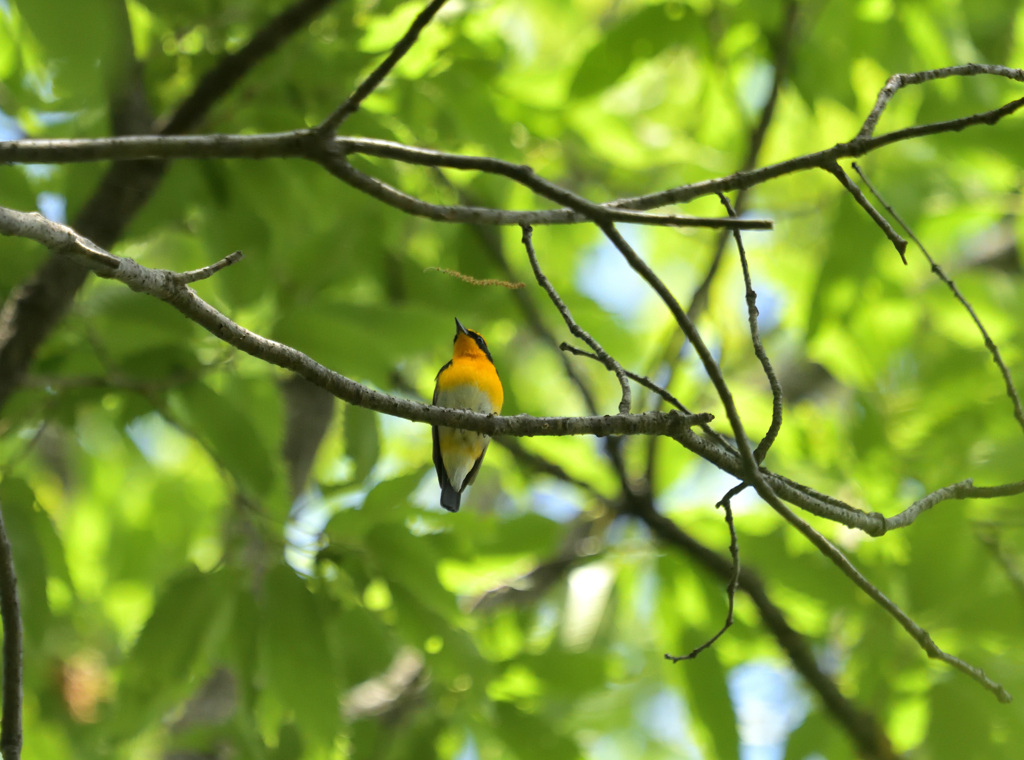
[452,317,493,361]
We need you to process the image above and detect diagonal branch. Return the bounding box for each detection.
[0,204,709,439]
[719,194,783,463]
[825,161,907,263]
[318,0,450,135]
[751,478,1012,702]
[629,496,896,760]
[316,151,770,229]
[852,162,1024,437]
[521,225,631,414]
[0,0,337,415]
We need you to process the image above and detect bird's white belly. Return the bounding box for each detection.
[436,383,496,489]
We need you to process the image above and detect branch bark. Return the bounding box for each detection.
[0,502,22,760]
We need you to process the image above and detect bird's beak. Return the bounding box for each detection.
[454,317,468,335]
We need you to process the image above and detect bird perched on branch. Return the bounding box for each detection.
[432,318,503,512]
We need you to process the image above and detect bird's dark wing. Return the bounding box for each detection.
[432,361,459,511]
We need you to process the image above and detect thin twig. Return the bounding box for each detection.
[718,194,783,462]
[665,492,740,662]
[317,0,450,135]
[858,63,1024,139]
[643,1,797,486]
[590,212,1010,700]
[522,224,632,414]
[632,496,896,759]
[177,251,244,284]
[825,161,907,263]
[0,502,23,760]
[756,484,1012,702]
[852,162,1024,436]
[560,343,736,455]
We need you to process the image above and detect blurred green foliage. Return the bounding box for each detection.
[1,0,1023,758]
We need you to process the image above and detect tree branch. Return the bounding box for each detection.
[0,502,22,760]
[719,194,783,463]
[852,162,1024,437]
[317,0,450,135]
[0,0,336,415]
[825,161,907,262]
[0,204,710,439]
[857,63,1024,139]
[629,496,896,760]
[522,225,631,414]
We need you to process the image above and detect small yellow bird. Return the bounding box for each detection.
[432,318,504,512]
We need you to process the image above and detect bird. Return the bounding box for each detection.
[432,318,503,512]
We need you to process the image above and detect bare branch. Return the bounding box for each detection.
[825,161,907,263]
[631,497,896,759]
[857,63,1024,139]
[753,481,1012,702]
[317,151,770,229]
[665,492,740,662]
[881,478,1024,531]
[522,225,631,414]
[611,93,1024,215]
[318,0,450,136]
[177,251,245,284]
[0,204,712,439]
[852,162,1024,437]
[560,343,737,454]
[0,502,22,760]
[719,194,783,462]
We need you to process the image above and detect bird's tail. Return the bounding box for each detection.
[440,481,461,512]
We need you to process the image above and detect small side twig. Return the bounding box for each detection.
[857,63,1024,139]
[0,502,23,760]
[317,0,450,135]
[718,194,783,463]
[758,483,1013,703]
[559,342,736,455]
[825,161,907,263]
[665,491,740,662]
[176,251,244,284]
[852,162,1024,437]
[521,224,632,414]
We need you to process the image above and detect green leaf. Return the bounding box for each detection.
[344,403,380,484]
[676,639,739,760]
[570,5,696,99]
[171,382,279,498]
[260,564,340,749]
[367,523,458,619]
[494,702,578,760]
[111,566,236,738]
